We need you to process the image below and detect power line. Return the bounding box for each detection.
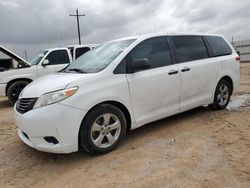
[70,9,85,45]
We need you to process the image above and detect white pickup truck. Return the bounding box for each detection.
[0,44,97,104]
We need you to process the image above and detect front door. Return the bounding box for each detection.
[38,49,71,76]
[126,37,180,125]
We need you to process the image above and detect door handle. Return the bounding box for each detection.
[168,70,178,75]
[181,67,191,72]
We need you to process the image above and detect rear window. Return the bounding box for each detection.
[75,47,90,59]
[205,36,232,57]
[172,36,208,63]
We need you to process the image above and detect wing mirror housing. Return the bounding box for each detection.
[42,59,49,66]
[129,58,151,73]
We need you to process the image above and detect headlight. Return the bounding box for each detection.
[33,87,78,109]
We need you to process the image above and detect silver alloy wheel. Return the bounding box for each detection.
[217,84,229,106]
[91,113,121,148]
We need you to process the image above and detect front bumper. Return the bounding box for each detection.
[0,83,6,97]
[14,103,87,153]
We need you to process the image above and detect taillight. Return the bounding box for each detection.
[235,56,240,62]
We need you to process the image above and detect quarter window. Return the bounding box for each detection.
[205,36,232,57]
[130,37,172,70]
[46,50,70,65]
[172,36,208,63]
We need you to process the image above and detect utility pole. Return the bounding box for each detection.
[70,9,85,45]
[24,49,28,61]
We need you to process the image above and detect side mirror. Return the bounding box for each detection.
[42,59,49,66]
[236,51,240,56]
[130,58,151,73]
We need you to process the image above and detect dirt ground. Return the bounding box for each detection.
[0,64,250,188]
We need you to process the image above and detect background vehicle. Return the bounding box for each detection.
[0,44,97,104]
[14,33,240,154]
[67,44,99,60]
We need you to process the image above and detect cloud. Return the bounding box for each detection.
[0,0,250,58]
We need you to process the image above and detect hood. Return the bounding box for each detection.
[20,73,87,98]
[0,46,31,67]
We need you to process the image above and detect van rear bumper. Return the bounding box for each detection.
[0,83,6,97]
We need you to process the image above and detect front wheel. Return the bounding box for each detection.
[7,81,29,105]
[210,79,232,110]
[79,104,127,154]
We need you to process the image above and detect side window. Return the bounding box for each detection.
[130,37,172,69]
[75,47,90,59]
[205,36,232,57]
[172,36,208,63]
[46,50,70,65]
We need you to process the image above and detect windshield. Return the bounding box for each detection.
[30,50,48,65]
[64,39,136,73]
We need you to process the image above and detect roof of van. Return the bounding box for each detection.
[110,32,224,42]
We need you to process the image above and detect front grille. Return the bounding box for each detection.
[16,98,37,114]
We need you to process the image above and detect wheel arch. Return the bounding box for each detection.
[5,78,33,96]
[218,75,234,95]
[78,100,132,149]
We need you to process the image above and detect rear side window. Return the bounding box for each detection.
[75,47,90,59]
[205,36,232,57]
[130,37,172,69]
[46,50,70,65]
[172,36,208,63]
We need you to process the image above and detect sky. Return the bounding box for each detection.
[0,0,250,60]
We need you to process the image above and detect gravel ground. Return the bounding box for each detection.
[0,64,249,188]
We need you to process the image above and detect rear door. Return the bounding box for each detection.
[170,35,219,111]
[126,37,180,124]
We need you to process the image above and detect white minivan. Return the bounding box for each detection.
[14,33,240,154]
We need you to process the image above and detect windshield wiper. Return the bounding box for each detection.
[68,68,86,73]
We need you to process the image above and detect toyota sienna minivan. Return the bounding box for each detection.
[14,33,240,154]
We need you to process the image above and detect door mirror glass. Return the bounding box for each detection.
[131,58,151,73]
[42,59,49,66]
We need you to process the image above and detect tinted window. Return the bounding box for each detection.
[205,36,232,57]
[130,37,171,70]
[46,50,70,65]
[172,36,208,63]
[75,47,90,59]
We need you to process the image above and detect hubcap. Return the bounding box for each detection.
[91,113,121,148]
[217,84,229,106]
[12,85,26,100]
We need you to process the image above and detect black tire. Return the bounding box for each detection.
[210,79,232,110]
[7,81,29,105]
[79,104,127,154]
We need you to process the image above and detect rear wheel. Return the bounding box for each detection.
[79,104,127,154]
[210,79,231,110]
[7,81,29,105]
